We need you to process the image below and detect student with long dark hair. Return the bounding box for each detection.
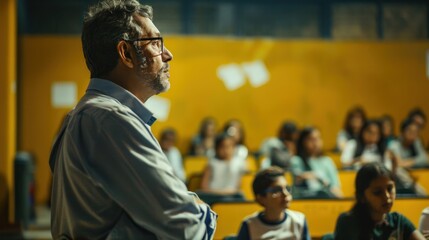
[290,127,342,198]
[189,117,217,157]
[407,108,428,150]
[334,162,425,240]
[408,108,426,132]
[388,118,428,195]
[380,114,396,146]
[389,118,428,168]
[336,106,367,152]
[341,119,391,169]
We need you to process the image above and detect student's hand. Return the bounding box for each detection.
[300,172,317,180]
[352,157,362,165]
[398,158,416,168]
[386,150,398,172]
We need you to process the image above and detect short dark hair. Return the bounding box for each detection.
[400,117,416,133]
[252,167,285,197]
[278,121,298,141]
[408,107,426,122]
[82,0,153,78]
[214,133,233,150]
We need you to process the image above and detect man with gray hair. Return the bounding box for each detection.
[49,0,217,239]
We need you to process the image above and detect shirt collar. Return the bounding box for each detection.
[257,211,288,226]
[86,78,157,126]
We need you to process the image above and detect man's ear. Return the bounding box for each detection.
[117,40,134,68]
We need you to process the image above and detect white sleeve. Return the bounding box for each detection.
[341,140,357,166]
[336,130,349,150]
[415,139,429,167]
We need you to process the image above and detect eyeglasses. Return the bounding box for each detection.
[125,37,164,56]
[263,186,292,198]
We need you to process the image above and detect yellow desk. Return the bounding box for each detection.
[211,198,429,239]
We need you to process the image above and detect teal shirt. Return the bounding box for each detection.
[290,155,341,191]
[334,212,416,240]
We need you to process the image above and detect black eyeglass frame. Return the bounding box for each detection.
[124,37,164,55]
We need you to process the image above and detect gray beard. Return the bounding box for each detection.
[150,70,167,94]
[135,47,168,94]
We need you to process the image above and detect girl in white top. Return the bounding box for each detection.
[341,119,393,170]
[201,133,247,194]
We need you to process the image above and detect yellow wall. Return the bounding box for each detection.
[0,0,17,221]
[20,36,429,204]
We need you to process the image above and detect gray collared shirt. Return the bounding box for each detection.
[50,78,216,239]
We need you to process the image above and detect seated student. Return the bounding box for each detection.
[237,167,310,240]
[419,207,429,239]
[380,114,396,146]
[389,118,428,168]
[159,128,185,182]
[334,162,425,240]
[223,119,249,161]
[259,121,299,169]
[189,117,217,157]
[407,108,428,150]
[341,119,392,170]
[290,127,343,198]
[200,133,247,195]
[336,106,367,152]
[408,108,426,132]
[388,118,427,195]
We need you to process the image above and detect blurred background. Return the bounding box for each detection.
[1,0,429,239]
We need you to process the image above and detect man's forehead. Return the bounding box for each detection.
[134,15,161,37]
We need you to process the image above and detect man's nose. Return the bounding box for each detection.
[162,47,173,62]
